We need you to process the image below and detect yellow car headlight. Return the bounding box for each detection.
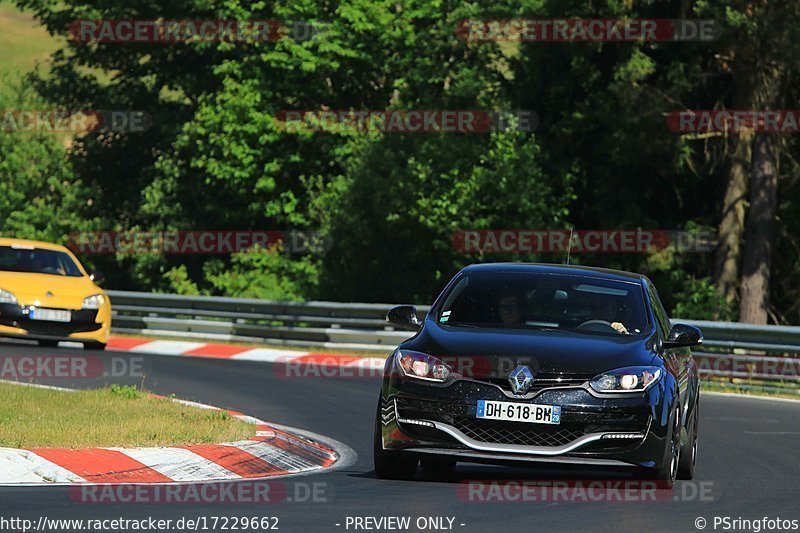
[81,294,105,310]
[0,288,18,305]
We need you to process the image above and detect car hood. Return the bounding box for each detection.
[403,321,659,376]
[0,272,101,308]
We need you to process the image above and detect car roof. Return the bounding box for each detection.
[460,262,646,283]
[0,237,71,253]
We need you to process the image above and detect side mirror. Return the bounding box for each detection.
[387,305,422,331]
[663,323,703,348]
[89,271,105,285]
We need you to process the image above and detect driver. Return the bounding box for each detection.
[592,297,630,335]
[497,292,524,327]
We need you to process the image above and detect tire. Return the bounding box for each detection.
[38,340,58,348]
[373,403,418,480]
[420,458,456,476]
[83,342,106,351]
[655,405,681,488]
[677,399,698,480]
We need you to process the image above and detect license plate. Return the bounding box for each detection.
[476,400,561,425]
[29,308,71,323]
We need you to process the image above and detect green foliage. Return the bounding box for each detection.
[204,247,319,301]
[672,277,736,322]
[0,74,92,245]
[108,384,140,400]
[4,0,800,325]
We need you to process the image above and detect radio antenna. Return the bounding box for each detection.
[565,227,574,265]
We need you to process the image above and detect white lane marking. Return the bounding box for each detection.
[0,448,86,484]
[169,398,221,411]
[0,379,76,393]
[115,447,241,482]
[129,341,206,355]
[230,349,305,363]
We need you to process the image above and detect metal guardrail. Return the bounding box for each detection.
[108,291,800,387]
[108,291,429,352]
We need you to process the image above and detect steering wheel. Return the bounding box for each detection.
[577,319,619,333]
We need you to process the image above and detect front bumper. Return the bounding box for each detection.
[379,375,672,470]
[0,303,109,344]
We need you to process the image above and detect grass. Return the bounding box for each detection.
[0,2,61,84]
[0,383,256,448]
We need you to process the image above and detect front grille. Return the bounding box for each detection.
[452,416,585,447]
[483,374,591,394]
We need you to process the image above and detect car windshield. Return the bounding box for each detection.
[437,271,648,336]
[0,246,83,277]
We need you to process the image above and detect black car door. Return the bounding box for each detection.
[647,282,690,410]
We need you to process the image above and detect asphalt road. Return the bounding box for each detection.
[0,341,798,533]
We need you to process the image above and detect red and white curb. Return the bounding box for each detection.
[106,337,388,372]
[0,381,348,486]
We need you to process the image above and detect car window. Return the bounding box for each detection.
[0,246,83,277]
[647,283,671,337]
[438,271,648,336]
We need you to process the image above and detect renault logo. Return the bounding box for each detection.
[508,365,534,394]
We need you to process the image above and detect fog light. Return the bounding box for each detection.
[397,418,435,428]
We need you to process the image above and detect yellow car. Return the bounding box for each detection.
[0,238,110,350]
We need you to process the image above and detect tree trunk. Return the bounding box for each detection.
[739,64,783,324]
[714,48,755,306]
[739,132,779,323]
[714,132,751,303]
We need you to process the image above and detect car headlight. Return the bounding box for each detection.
[394,350,459,382]
[0,289,18,305]
[82,294,106,310]
[589,366,662,393]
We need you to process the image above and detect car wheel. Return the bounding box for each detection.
[373,403,418,480]
[655,405,681,488]
[420,458,456,476]
[83,342,106,351]
[677,399,698,480]
[38,340,59,348]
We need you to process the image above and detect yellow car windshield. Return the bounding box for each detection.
[0,246,83,277]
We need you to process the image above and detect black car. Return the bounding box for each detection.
[374,263,701,487]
